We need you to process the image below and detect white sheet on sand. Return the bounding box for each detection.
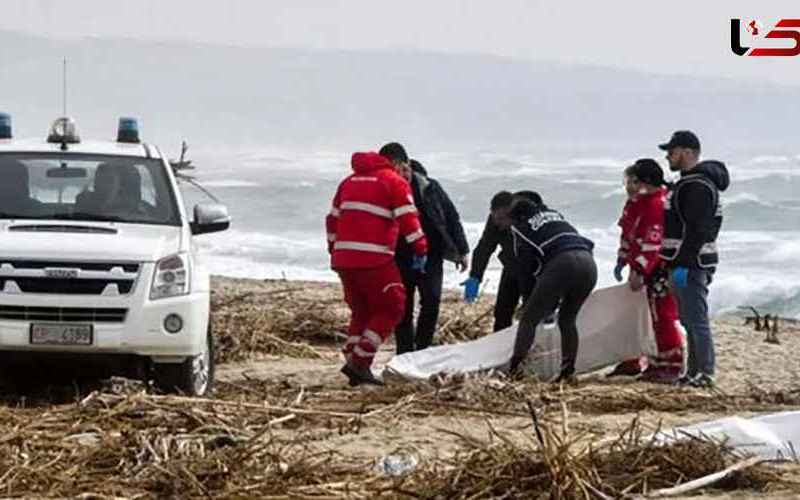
[384,284,657,381]
[659,412,800,461]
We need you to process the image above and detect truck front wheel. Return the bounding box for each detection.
[153,328,214,396]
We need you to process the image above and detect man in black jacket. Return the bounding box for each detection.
[507,196,597,383]
[463,190,541,331]
[381,143,470,354]
[658,131,729,389]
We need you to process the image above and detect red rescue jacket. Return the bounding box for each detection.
[618,187,667,278]
[326,152,428,269]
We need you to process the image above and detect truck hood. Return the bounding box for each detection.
[0,221,184,263]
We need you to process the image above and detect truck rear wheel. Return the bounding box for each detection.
[153,328,214,396]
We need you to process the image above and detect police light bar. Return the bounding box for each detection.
[0,113,11,139]
[47,117,81,144]
[117,117,140,143]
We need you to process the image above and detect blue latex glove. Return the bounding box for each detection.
[613,260,626,283]
[671,267,689,289]
[411,254,428,273]
[461,276,480,303]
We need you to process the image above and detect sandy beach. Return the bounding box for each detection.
[0,275,798,498]
[210,276,800,498]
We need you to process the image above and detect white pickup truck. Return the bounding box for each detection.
[0,115,229,396]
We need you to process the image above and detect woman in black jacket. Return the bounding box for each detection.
[508,196,598,383]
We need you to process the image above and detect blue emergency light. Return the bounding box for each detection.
[117,117,140,143]
[0,113,11,139]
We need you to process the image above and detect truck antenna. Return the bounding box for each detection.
[62,57,68,117]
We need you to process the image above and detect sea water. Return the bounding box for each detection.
[181,147,800,318]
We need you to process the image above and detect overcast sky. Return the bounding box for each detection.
[2,0,800,85]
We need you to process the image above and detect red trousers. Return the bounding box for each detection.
[646,290,684,374]
[618,287,684,375]
[338,262,406,368]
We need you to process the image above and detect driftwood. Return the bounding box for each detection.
[0,369,798,497]
[766,315,781,345]
[743,306,765,331]
[740,306,798,344]
[644,456,767,498]
[409,396,797,499]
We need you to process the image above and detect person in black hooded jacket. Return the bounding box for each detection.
[507,195,597,383]
[463,190,542,331]
[658,131,730,389]
[387,150,470,354]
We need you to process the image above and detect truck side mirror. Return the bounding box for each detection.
[191,203,230,235]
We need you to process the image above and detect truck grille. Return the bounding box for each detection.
[0,260,140,296]
[1,278,134,295]
[3,260,139,273]
[0,306,128,323]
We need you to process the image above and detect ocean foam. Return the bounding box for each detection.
[202,179,261,188]
[749,155,792,165]
[189,147,800,318]
[723,192,773,207]
[561,179,620,186]
[601,187,625,199]
[566,157,630,169]
[761,239,800,263]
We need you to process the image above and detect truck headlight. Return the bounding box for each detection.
[150,253,190,300]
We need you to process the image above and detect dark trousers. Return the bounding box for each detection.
[395,257,444,354]
[672,268,715,376]
[493,268,534,332]
[514,250,598,375]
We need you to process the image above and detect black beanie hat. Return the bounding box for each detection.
[379,142,409,163]
[631,158,666,187]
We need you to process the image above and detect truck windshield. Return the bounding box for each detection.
[0,153,180,225]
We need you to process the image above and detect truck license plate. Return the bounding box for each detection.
[30,324,93,346]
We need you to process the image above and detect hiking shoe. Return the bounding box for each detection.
[673,374,697,387]
[341,363,385,387]
[606,362,643,378]
[689,373,715,389]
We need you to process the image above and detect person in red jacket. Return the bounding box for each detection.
[608,159,684,382]
[326,151,428,386]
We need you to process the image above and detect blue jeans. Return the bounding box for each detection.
[672,268,715,376]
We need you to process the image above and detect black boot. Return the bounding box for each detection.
[552,367,577,386]
[341,362,384,386]
[340,364,361,387]
[508,355,526,377]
